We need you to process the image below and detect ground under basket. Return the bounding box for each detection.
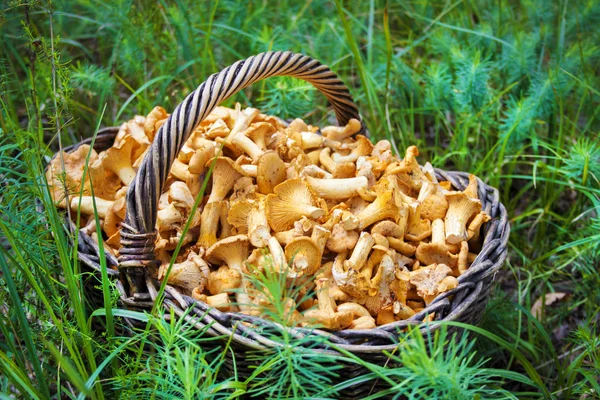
[52,51,509,398]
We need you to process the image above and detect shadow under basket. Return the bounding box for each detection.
[51,52,509,399]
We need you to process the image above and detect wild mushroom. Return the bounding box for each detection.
[355,190,400,229]
[219,201,232,239]
[393,301,415,320]
[188,140,216,175]
[300,165,333,179]
[228,197,271,247]
[207,265,242,295]
[371,219,415,257]
[415,219,458,268]
[87,161,122,201]
[331,135,373,163]
[46,145,98,206]
[198,202,222,248]
[257,151,287,194]
[222,104,259,149]
[331,251,371,301]
[158,259,206,294]
[364,255,395,316]
[319,148,356,178]
[444,191,482,244]
[302,278,353,330]
[361,244,390,282]
[337,303,376,329]
[144,106,168,141]
[304,176,369,200]
[206,157,246,204]
[310,225,331,255]
[393,145,430,191]
[231,126,265,161]
[202,118,230,140]
[344,232,375,271]
[405,201,432,241]
[467,211,491,241]
[321,118,362,141]
[457,241,470,275]
[299,131,324,150]
[244,122,274,149]
[356,156,376,187]
[103,196,126,238]
[284,237,322,276]
[265,179,325,232]
[192,290,233,312]
[206,235,252,312]
[267,236,287,272]
[325,224,359,253]
[409,263,455,305]
[70,196,113,218]
[98,135,137,185]
[156,203,184,232]
[418,181,448,221]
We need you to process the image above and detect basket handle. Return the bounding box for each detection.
[118,51,362,286]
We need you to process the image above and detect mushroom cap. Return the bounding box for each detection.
[227,199,254,233]
[46,145,98,205]
[284,237,322,276]
[205,234,249,270]
[421,194,448,221]
[415,242,458,268]
[257,151,287,194]
[103,196,126,237]
[266,179,325,232]
[409,263,453,304]
[326,224,359,253]
[88,161,122,201]
[207,265,242,295]
[160,260,206,294]
[444,192,482,244]
[371,220,403,237]
[100,134,136,185]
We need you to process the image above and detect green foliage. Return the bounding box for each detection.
[1,0,600,397]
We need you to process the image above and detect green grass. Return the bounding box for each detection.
[1,0,599,398]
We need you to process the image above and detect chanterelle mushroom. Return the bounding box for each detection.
[303,278,353,330]
[206,157,246,204]
[46,145,98,206]
[257,151,286,194]
[206,235,252,312]
[321,118,362,141]
[409,263,457,305]
[304,175,369,200]
[284,237,322,276]
[444,188,482,244]
[415,219,458,268]
[98,135,137,186]
[266,179,325,232]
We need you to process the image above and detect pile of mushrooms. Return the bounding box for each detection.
[47,104,490,330]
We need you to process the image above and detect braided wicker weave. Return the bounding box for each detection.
[52,52,509,398]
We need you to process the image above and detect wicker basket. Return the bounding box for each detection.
[52,52,509,398]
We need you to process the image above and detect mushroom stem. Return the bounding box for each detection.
[240,164,257,177]
[319,148,356,178]
[70,196,114,218]
[355,191,399,229]
[198,202,221,248]
[267,236,287,272]
[247,204,271,247]
[344,232,375,271]
[305,175,369,200]
[232,133,264,161]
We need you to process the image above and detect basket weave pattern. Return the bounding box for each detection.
[53,52,509,397]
